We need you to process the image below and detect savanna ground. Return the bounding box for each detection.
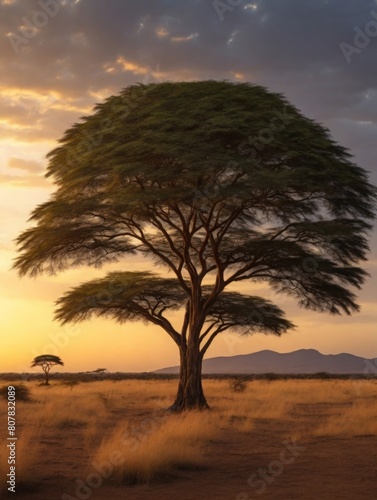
[1,377,377,499]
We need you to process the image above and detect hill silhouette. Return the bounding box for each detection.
[155,349,377,375]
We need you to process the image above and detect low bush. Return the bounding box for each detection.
[0,383,32,402]
[230,377,248,393]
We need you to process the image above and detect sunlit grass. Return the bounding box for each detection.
[0,377,376,491]
[204,379,357,431]
[0,418,42,493]
[315,398,377,437]
[94,411,217,483]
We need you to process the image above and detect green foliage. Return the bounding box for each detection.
[31,355,64,368]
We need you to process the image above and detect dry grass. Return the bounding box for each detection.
[204,379,352,431]
[1,377,377,492]
[315,398,377,437]
[94,411,217,483]
[203,379,376,435]
[0,419,42,493]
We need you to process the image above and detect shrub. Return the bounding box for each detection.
[0,383,32,402]
[230,377,248,393]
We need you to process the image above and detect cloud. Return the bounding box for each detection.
[0,1,375,133]
[8,157,44,173]
[0,173,50,188]
[0,88,93,142]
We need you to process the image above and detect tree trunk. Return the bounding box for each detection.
[169,342,209,412]
[45,368,50,385]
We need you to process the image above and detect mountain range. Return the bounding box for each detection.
[155,349,377,374]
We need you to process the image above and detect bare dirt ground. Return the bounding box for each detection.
[1,379,377,499]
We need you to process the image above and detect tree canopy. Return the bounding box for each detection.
[15,81,377,409]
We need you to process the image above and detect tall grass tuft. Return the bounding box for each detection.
[94,412,218,484]
[0,430,42,493]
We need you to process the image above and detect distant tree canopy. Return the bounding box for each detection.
[16,81,377,410]
[31,354,64,385]
[92,368,107,380]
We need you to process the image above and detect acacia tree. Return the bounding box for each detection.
[31,354,64,385]
[92,368,107,380]
[15,81,376,410]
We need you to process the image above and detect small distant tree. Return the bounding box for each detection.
[31,355,64,385]
[92,368,107,380]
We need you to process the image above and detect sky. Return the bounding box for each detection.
[0,0,377,374]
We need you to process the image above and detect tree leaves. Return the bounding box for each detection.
[31,355,64,367]
[55,272,185,344]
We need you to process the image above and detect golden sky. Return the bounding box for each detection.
[1,0,376,373]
